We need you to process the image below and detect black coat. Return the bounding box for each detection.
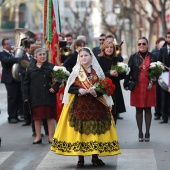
[0,50,20,83]
[158,46,170,67]
[98,56,126,114]
[151,48,160,61]
[92,46,101,58]
[63,50,78,73]
[23,61,60,108]
[158,46,170,118]
[124,52,157,88]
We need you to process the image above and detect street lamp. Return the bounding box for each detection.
[114,4,121,42]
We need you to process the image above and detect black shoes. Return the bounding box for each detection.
[77,159,105,167]
[145,133,150,142]
[160,120,168,124]
[138,133,144,142]
[49,140,52,144]
[8,118,18,124]
[22,122,31,126]
[154,116,161,120]
[77,161,84,167]
[91,159,105,166]
[33,138,42,144]
[16,118,24,122]
[138,133,150,142]
[117,115,123,119]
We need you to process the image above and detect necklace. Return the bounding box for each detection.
[83,65,91,70]
[138,52,148,69]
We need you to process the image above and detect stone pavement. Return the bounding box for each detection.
[0,82,170,170]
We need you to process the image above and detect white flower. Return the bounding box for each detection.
[156,61,162,66]
[156,61,164,70]
[126,67,131,75]
[53,66,58,71]
[65,70,70,76]
[117,62,126,69]
[53,66,67,72]
[150,64,156,68]
[150,62,156,67]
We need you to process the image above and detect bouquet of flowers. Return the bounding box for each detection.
[111,62,130,75]
[51,66,70,83]
[94,77,115,96]
[147,61,164,89]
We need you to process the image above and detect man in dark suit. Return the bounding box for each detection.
[0,38,22,123]
[92,34,106,58]
[63,39,85,73]
[151,37,165,120]
[19,39,35,126]
[158,32,170,123]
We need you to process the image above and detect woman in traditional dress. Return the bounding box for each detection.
[51,47,121,167]
[124,37,157,142]
[98,40,126,124]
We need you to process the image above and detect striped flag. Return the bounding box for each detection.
[44,0,61,65]
[44,0,64,122]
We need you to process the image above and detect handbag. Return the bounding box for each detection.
[128,81,136,91]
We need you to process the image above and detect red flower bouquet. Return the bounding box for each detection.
[95,77,115,96]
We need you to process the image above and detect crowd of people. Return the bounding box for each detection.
[0,30,170,167]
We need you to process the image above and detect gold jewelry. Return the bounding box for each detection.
[138,52,148,69]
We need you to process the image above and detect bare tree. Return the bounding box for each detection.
[148,0,169,36]
[129,0,159,47]
[65,1,93,44]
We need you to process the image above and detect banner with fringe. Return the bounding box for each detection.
[44,0,61,65]
[43,0,63,122]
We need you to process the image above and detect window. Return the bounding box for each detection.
[75,0,86,8]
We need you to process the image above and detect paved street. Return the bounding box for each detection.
[0,82,170,170]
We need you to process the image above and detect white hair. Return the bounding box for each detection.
[77,35,86,43]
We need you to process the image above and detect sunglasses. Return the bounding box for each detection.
[138,43,146,46]
[99,39,105,41]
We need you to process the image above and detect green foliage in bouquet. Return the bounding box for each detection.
[51,66,70,82]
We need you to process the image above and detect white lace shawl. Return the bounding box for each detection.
[62,47,114,107]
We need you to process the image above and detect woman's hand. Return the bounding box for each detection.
[49,88,55,93]
[79,88,88,95]
[168,87,170,93]
[88,87,97,97]
[110,70,118,77]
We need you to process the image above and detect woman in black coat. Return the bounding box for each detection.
[98,40,126,124]
[23,48,60,144]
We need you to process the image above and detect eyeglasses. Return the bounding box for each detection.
[138,43,146,46]
[99,39,105,41]
[4,42,13,46]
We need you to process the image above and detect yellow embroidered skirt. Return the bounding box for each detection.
[51,94,121,156]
